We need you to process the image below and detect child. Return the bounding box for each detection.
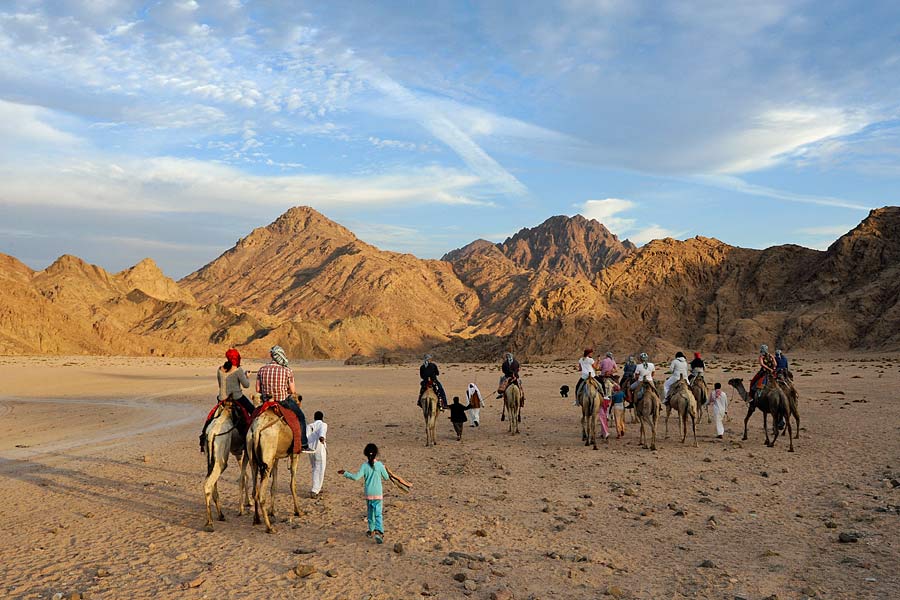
[449,396,468,440]
[307,411,327,498]
[339,443,390,544]
[610,385,626,438]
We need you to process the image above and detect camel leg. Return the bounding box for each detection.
[691,415,697,448]
[650,413,658,451]
[203,473,219,531]
[269,461,278,522]
[289,454,301,517]
[664,407,671,439]
[251,460,261,525]
[238,451,250,514]
[763,412,772,446]
[786,416,795,452]
[258,465,276,534]
[792,405,800,439]
[742,404,756,440]
[681,414,687,444]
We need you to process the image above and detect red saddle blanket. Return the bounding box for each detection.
[206,399,251,429]
[250,401,302,454]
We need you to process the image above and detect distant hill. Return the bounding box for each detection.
[2,205,898,359]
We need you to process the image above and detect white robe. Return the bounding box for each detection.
[711,390,728,436]
[466,383,483,424]
[664,357,689,398]
[306,420,328,493]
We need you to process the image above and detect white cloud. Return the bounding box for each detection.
[0,154,493,214]
[0,99,81,146]
[578,198,680,245]
[692,174,872,210]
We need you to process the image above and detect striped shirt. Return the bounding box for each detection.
[257,363,294,402]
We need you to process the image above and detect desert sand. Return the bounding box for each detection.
[0,355,898,599]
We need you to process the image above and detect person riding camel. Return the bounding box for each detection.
[598,351,618,390]
[498,351,524,421]
[620,355,637,389]
[256,345,310,452]
[663,351,689,404]
[199,348,255,452]
[629,352,655,401]
[749,344,777,399]
[575,348,598,406]
[775,349,790,376]
[689,351,705,384]
[418,354,447,409]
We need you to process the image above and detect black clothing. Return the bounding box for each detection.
[420,362,439,381]
[690,357,705,370]
[502,359,520,378]
[449,402,468,423]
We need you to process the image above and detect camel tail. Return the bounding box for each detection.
[206,440,215,476]
[249,425,268,478]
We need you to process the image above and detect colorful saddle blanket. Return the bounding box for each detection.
[206,399,251,432]
[250,400,303,454]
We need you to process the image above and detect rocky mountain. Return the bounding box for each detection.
[2,205,898,359]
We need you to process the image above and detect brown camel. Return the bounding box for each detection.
[775,372,801,438]
[579,377,601,449]
[421,385,439,447]
[246,408,302,533]
[690,373,711,424]
[505,382,521,434]
[634,379,661,450]
[664,376,698,447]
[728,377,794,452]
[202,401,251,531]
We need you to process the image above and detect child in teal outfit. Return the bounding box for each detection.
[339,443,390,544]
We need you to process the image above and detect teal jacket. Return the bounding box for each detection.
[344,460,390,499]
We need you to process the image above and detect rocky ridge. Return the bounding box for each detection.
[1,205,898,359]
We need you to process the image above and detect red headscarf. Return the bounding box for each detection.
[225,348,241,367]
[694,352,701,359]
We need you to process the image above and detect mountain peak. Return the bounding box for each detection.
[498,213,634,278]
[117,258,195,304]
[268,206,357,240]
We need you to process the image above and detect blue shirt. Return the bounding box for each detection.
[611,390,626,404]
[344,460,390,499]
[775,355,789,370]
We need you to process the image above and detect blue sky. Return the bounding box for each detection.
[1,1,898,277]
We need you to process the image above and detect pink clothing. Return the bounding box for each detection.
[599,357,617,376]
[598,403,610,437]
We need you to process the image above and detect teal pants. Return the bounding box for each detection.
[367,500,383,533]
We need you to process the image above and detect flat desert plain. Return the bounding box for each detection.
[0,355,898,600]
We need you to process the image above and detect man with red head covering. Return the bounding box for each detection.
[200,348,254,452]
[689,351,705,385]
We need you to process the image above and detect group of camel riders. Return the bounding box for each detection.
[575,345,791,405]
[418,352,524,411]
[199,345,312,454]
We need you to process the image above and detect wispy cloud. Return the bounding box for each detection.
[795,225,854,236]
[579,198,682,245]
[691,174,873,211]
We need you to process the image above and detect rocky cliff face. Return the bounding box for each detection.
[2,206,898,359]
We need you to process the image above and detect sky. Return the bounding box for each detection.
[1,0,899,278]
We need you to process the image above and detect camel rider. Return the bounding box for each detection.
[775,349,790,376]
[689,352,705,384]
[256,345,310,452]
[664,351,689,403]
[575,348,598,406]
[418,354,447,409]
[497,352,524,403]
[749,344,777,397]
[620,355,637,389]
[630,353,655,401]
[598,351,618,388]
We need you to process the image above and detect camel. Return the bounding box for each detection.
[775,372,801,438]
[246,408,302,533]
[579,377,601,449]
[690,373,711,423]
[505,382,521,434]
[664,376,698,447]
[202,400,251,531]
[634,379,661,450]
[728,377,794,452]
[421,385,439,447]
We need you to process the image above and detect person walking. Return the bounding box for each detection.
[339,443,391,544]
[449,396,468,441]
[711,382,728,439]
[610,384,627,438]
[465,383,483,427]
[307,411,327,498]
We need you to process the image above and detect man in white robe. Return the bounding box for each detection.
[307,411,328,497]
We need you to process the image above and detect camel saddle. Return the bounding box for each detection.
[206,399,251,433]
[250,400,303,454]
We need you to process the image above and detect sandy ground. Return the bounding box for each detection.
[0,354,898,600]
